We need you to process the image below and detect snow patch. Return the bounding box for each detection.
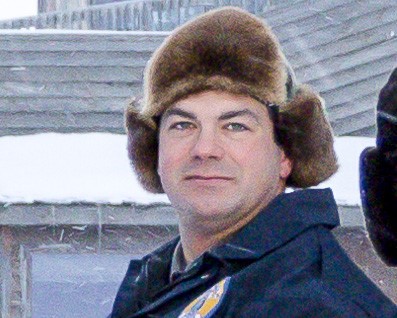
[311,136,375,206]
[0,133,169,205]
[0,133,375,206]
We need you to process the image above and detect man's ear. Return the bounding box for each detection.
[280,150,293,181]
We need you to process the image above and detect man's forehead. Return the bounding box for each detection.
[162,93,269,120]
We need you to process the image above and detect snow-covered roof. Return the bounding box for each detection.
[0,133,374,206]
[0,133,168,205]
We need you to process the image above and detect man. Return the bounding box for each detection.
[109,7,397,318]
[360,68,397,266]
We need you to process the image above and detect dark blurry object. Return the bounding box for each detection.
[360,67,397,266]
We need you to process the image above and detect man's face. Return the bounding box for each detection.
[157,90,292,225]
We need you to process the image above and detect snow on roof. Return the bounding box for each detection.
[0,133,169,205]
[0,133,374,206]
[313,136,375,206]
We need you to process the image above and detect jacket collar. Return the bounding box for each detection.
[137,188,339,311]
[148,188,339,269]
[208,188,340,261]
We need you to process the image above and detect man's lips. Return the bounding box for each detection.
[185,175,233,180]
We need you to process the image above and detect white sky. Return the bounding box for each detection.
[0,0,37,20]
[0,133,375,206]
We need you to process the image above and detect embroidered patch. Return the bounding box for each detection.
[178,277,231,318]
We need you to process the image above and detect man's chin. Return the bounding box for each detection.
[175,199,238,220]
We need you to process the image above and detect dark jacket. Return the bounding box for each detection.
[110,189,397,318]
[360,147,397,266]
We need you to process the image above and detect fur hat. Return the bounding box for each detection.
[125,6,338,193]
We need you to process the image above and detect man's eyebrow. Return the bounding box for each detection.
[218,109,260,123]
[162,108,197,122]
[162,107,260,123]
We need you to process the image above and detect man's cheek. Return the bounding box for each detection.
[158,157,179,182]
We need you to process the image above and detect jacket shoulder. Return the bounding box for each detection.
[318,227,397,317]
[109,259,143,318]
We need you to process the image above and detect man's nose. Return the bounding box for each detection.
[189,127,225,160]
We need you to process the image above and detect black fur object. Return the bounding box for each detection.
[360,67,397,266]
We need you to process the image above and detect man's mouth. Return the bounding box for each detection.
[185,175,233,180]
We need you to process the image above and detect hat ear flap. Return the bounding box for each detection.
[125,100,164,193]
[278,85,339,188]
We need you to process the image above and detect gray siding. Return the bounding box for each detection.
[0,32,164,136]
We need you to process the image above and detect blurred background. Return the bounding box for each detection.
[0,0,396,317]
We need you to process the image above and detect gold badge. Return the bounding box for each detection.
[178,277,231,318]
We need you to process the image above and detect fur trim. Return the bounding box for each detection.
[279,85,338,187]
[125,99,163,193]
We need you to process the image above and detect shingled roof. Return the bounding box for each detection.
[265,0,397,136]
[0,0,396,136]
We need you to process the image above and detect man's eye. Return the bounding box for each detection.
[225,123,248,131]
[169,122,194,130]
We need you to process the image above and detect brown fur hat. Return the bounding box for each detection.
[125,6,338,193]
